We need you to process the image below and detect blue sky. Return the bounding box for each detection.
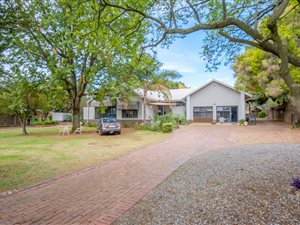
[155,32,236,89]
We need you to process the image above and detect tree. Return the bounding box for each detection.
[166,81,187,89]
[233,47,291,113]
[102,0,300,122]
[0,70,46,135]
[5,0,147,131]
[133,55,181,123]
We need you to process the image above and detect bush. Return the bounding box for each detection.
[122,121,136,128]
[33,120,56,126]
[178,115,188,125]
[153,113,188,128]
[239,119,245,125]
[136,123,160,132]
[85,122,96,127]
[150,123,160,131]
[136,114,188,133]
[258,111,266,118]
[162,123,173,133]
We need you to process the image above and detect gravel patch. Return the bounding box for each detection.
[114,144,300,225]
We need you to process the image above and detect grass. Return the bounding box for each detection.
[0,125,168,192]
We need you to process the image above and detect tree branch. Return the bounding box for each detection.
[219,30,262,49]
[222,0,227,20]
[185,0,201,23]
[267,0,288,30]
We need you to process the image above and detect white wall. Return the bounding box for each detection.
[186,95,191,120]
[189,81,242,122]
[172,106,185,116]
[52,112,71,121]
[83,107,95,121]
[146,104,155,119]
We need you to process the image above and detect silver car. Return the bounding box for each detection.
[96,118,121,135]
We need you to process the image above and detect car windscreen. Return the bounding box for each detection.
[102,118,117,123]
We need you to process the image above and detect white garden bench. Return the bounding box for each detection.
[58,126,70,136]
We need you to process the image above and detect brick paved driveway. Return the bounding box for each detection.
[0,122,299,225]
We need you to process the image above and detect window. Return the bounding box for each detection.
[95,106,117,119]
[122,110,138,118]
[176,102,186,106]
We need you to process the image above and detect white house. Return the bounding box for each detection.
[83,79,251,124]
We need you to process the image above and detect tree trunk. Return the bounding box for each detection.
[72,97,81,132]
[18,117,28,135]
[269,24,300,126]
[143,87,147,124]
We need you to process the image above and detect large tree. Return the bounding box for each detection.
[4,0,147,131]
[102,0,300,122]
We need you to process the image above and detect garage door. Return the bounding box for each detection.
[193,106,213,123]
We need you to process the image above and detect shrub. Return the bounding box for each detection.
[150,123,160,131]
[239,119,245,125]
[44,120,56,125]
[153,113,188,128]
[85,122,97,127]
[136,114,188,133]
[33,120,56,126]
[136,123,160,132]
[258,111,266,118]
[162,123,173,133]
[135,124,145,130]
[178,115,188,125]
[122,121,136,128]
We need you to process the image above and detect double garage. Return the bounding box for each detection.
[185,80,250,123]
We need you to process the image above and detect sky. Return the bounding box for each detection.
[155,31,236,89]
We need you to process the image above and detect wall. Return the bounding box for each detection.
[189,81,242,122]
[172,106,185,116]
[52,112,71,121]
[83,107,95,121]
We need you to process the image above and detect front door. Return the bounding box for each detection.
[231,106,238,122]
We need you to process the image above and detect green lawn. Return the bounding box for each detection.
[0,125,168,192]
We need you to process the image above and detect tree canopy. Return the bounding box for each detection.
[2,0,150,131]
[0,68,48,134]
[103,0,300,121]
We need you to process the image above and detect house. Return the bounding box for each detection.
[83,79,251,124]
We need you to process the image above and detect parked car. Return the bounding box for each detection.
[96,118,121,135]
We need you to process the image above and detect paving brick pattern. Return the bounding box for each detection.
[0,122,299,225]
